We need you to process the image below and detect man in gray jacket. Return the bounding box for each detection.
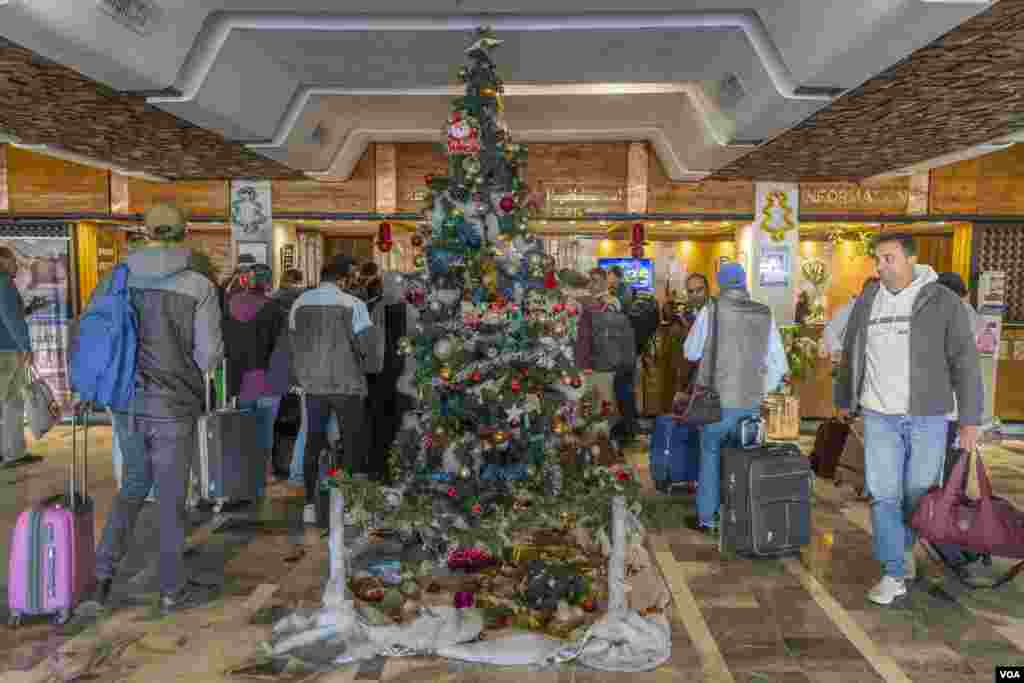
[88,204,224,613]
[290,256,382,524]
[836,233,982,606]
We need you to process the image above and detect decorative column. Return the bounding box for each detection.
[0,145,7,214]
[374,143,405,271]
[230,179,273,271]
[626,143,648,215]
[907,172,929,216]
[607,496,627,615]
[751,183,800,325]
[109,173,130,214]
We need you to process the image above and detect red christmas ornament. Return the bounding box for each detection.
[377,222,393,252]
[471,370,482,382]
[552,303,564,313]
[631,244,645,259]
[424,174,435,185]
[571,375,582,388]
[510,379,521,393]
[447,487,457,498]
[499,195,515,212]
[544,271,557,289]
[631,222,645,244]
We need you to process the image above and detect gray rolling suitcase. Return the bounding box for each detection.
[195,360,266,513]
[719,442,812,556]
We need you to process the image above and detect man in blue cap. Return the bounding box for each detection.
[683,262,789,532]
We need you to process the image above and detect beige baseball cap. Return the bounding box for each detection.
[143,203,188,241]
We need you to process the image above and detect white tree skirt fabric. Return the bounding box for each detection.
[264,492,671,673]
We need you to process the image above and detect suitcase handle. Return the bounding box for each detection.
[205,357,230,413]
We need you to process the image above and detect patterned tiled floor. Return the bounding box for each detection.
[1,426,1023,682]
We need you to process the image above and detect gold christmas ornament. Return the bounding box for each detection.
[439,366,452,381]
[458,465,472,480]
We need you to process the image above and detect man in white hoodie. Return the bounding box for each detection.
[836,233,983,606]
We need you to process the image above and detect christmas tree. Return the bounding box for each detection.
[325,28,642,562]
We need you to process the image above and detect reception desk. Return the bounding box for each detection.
[794,322,1024,422]
[792,324,834,420]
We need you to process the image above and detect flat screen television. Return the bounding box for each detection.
[597,258,654,292]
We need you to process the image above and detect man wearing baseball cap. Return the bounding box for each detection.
[88,203,224,613]
[683,262,789,532]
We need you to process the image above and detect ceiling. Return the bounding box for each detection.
[0,0,1001,181]
[713,0,1024,181]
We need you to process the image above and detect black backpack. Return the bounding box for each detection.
[590,310,636,372]
[628,294,660,356]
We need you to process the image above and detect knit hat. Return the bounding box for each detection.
[143,203,188,242]
[717,262,747,290]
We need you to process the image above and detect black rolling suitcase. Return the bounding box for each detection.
[720,442,812,556]
[195,360,267,512]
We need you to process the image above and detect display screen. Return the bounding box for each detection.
[597,258,654,292]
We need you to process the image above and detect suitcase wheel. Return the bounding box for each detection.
[53,609,72,626]
[8,612,21,628]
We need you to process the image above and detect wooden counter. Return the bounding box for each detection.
[996,325,1024,422]
[792,324,835,420]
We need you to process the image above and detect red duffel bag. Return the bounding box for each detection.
[911,448,1024,586]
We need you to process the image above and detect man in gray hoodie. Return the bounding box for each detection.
[836,233,982,606]
[87,204,224,613]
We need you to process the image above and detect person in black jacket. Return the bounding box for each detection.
[364,272,414,482]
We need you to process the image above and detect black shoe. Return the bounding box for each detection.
[159,583,210,614]
[90,577,113,606]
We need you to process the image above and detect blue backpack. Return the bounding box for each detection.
[70,264,138,411]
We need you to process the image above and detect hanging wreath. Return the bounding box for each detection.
[761,190,797,242]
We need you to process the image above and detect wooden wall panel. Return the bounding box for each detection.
[799,179,911,216]
[929,145,1024,216]
[996,327,1024,421]
[114,177,229,217]
[528,143,629,213]
[6,146,108,214]
[273,147,374,213]
[648,150,754,214]
[181,230,231,285]
[930,158,980,214]
[0,145,8,213]
[915,235,953,274]
[396,143,447,213]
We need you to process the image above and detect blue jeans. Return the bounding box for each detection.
[862,409,948,579]
[697,406,759,527]
[110,409,156,498]
[612,368,637,441]
[100,415,194,594]
[238,396,281,496]
[288,399,339,485]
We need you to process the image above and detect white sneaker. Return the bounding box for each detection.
[303,504,317,525]
[867,576,907,606]
[905,549,917,582]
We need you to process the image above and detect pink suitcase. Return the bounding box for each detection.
[8,407,96,626]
